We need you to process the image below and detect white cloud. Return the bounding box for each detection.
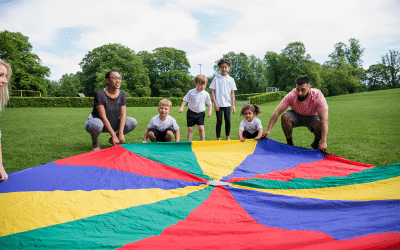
[1,0,399,80]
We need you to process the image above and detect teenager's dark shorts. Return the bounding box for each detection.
[284,109,320,131]
[148,128,175,142]
[187,109,205,127]
[243,131,258,139]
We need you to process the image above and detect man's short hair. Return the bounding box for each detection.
[296,76,310,85]
[159,99,172,108]
[217,58,231,67]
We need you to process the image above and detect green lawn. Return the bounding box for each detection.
[1,88,399,173]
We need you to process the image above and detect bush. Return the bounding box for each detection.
[9,97,184,108]
[9,97,95,108]
[236,93,265,100]
[126,97,183,107]
[249,91,286,105]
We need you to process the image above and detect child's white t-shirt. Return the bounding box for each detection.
[239,117,262,134]
[183,88,212,113]
[147,114,179,131]
[209,73,237,107]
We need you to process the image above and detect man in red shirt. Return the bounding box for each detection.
[263,77,328,151]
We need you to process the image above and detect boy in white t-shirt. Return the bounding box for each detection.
[143,99,180,142]
[210,58,237,141]
[179,75,212,141]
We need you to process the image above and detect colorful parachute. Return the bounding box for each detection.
[1,139,399,249]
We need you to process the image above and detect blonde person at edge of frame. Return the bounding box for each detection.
[210,58,237,141]
[85,69,138,151]
[143,99,180,143]
[0,59,11,181]
[179,75,212,141]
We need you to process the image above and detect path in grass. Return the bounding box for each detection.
[1,89,399,173]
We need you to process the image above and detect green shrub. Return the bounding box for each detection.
[236,93,265,100]
[9,97,184,108]
[249,91,286,105]
[9,97,95,108]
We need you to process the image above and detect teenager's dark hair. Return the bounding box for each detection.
[105,69,120,79]
[296,76,310,85]
[240,104,262,116]
[217,58,231,67]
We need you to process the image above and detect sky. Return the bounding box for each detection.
[1,0,399,81]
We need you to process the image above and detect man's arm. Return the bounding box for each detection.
[318,109,329,151]
[263,102,288,137]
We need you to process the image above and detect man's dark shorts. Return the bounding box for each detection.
[148,128,175,142]
[187,109,205,127]
[284,109,320,131]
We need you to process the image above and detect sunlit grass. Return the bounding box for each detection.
[1,88,399,173]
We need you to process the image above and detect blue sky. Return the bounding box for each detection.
[1,0,399,81]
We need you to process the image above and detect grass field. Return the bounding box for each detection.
[1,88,399,173]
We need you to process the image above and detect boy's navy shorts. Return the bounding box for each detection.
[187,109,205,127]
[148,128,175,142]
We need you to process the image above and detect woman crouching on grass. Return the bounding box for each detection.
[85,69,137,151]
[0,59,12,181]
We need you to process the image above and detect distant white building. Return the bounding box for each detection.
[266,87,279,92]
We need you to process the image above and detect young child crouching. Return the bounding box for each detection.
[143,99,180,142]
[238,105,263,142]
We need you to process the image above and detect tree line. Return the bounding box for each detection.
[1,30,399,98]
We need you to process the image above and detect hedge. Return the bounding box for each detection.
[236,93,265,100]
[248,91,286,105]
[8,92,285,108]
[9,97,184,108]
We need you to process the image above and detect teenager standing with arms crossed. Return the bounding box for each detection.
[210,58,237,141]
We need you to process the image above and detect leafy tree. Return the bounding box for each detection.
[58,73,82,97]
[379,50,400,88]
[139,47,192,97]
[264,42,322,93]
[248,55,268,93]
[213,52,267,94]
[263,51,280,88]
[45,79,61,97]
[79,43,151,97]
[322,38,365,95]
[0,30,50,95]
[321,59,360,96]
[327,38,364,69]
[363,64,386,91]
[214,52,254,94]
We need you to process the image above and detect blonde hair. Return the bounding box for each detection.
[0,59,12,110]
[159,99,172,108]
[194,75,207,85]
